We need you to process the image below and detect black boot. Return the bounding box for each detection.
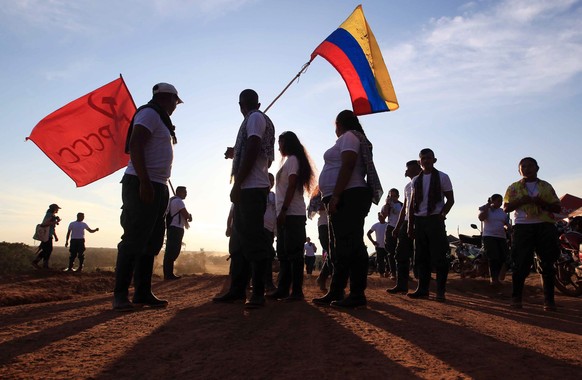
[388,262,410,294]
[113,252,136,311]
[133,255,168,308]
[267,259,291,299]
[542,273,556,311]
[435,267,449,302]
[313,265,348,306]
[214,254,249,302]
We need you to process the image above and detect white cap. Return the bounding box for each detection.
[152,83,183,103]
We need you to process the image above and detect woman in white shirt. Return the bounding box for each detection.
[478,193,511,286]
[267,131,316,301]
[313,110,376,308]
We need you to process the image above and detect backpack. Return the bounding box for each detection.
[165,197,181,228]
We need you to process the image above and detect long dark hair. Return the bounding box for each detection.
[336,110,366,135]
[278,131,316,194]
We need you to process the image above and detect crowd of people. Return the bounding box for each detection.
[33,83,568,313]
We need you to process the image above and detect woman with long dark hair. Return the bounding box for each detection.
[313,110,382,308]
[268,131,316,301]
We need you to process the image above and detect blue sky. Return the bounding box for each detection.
[1,0,581,252]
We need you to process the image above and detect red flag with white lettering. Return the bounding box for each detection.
[26,77,136,187]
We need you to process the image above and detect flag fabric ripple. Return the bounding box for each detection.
[311,4,399,115]
[26,77,136,187]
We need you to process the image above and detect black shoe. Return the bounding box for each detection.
[164,274,181,280]
[312,292,344,306]
[435,293,446,302]
[265,290,289,300]
[282,293,305,302]
[330,295,367,309]
[212,292,246,303]
[132,294,169,308]
[112,298,135,312]
[510,297,523,309]
[407,290,429,299]
[244,295,266,309]
[387,286,408,294]
[543,301,557,311]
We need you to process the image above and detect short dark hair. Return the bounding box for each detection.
[419,148,435,157]
[490,194,503,202]
[176,186,187,192]
[239,89,259,108]
[406,160,420,167]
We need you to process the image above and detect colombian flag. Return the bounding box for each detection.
[311,5,398,115]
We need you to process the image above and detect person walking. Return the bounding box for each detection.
[213,89,275,309]
[164,186,192,280]
[32,203,61,269]
[313,110,382,308]
[503,157,561,311]
[64,212,99,272]
[387,160,421,294]
[112,82,183,311]
[407,148,454,302]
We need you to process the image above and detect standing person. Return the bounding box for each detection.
[381,189,403,278]
[164,186,192,280]
[214,89,275,309]
[366,212,388,276]
[268,131,316,302]
[503,157,561,311]
[478,194,511,286]
[388,160,421,294]
[264,173,277,291]
[313,110,382,308]
[309,191,332,292]
[304,237,317,278]
[32,203,61,269]
[407,148,454,302]
[64,213,99,272]
[112,82,183,311]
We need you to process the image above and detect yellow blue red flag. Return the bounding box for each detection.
[311,5,399,115]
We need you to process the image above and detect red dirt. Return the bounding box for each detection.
[0,270,581,379]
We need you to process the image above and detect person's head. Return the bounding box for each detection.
[306,237,311,243]
[48,203,61,214]
[268,173,275,189]
[489,194,503,209]
[335,110,365,137]
[518,157,539,181]
[405,159,422,179]
[176,186,187,199]
[377,212,386,223]
[76,212,84,221]
[239,89,260,116]
[388,188,400,201]
[152,83,182,116]
[277,131,316,194]
[570,216,582,232]
[418,148,437,173]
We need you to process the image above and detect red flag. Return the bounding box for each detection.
[26,77,136,187]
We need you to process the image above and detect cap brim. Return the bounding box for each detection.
[177,96,184,104]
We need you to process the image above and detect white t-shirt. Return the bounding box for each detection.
[403,181,413,221]
[411,171,453,216]
[276,155,306,216]
[369,222,388,248]
[318,131,366,198]
[382,201,403,227]
[68,221,89,239]
[483,207,509,238]
[125,107,173,184]
[168,196,187,228]
[241,112,271,189]
[304,242,317,257]
[317,209,328,227]
[264,191,277,232]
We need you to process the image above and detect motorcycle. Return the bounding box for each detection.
[450,224,489,278]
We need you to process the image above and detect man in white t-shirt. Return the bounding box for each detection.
[367,212,388,276]
[304,237,317,277]
[113,82,183,311]
[163,186,192,280]
[408,148,454,302]
[64,212,99,272]
[381,189,403,278]
[214,89,275,308]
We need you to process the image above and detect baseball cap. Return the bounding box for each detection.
[49,203,61,210]
[152,83,183,104]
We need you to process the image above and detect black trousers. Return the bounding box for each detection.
[414,215,449,294]
[164,226,185,277]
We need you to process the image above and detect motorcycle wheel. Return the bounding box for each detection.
[554,261,582,297]
[451,260,461,273]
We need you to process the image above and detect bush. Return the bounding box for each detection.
[0,242,36,275]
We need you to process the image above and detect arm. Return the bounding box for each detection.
[329,150,357,214]
[441,190,454,219]
[393,198,407,238]
[478,202,490,221]
[65,228,71,247]
[179,207,193,222]
[230,135,261,203]
[128,125,153,203]
[86,227,99,233]
[366,229,376,246]
[277,173,298,227]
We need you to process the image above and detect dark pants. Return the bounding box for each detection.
[114,174,169,301]
[276,215,307,295]
[327,187,372,298]
[36,238,54,268]
[414,215,450,295]
[511,223,559,303]
[483,236,509,282]
[69,239,86,268]
[264,228,276,288]
[394,221,414,289]
[305,256,316,274]
[375,247,388,275]
[164,226,185,278]
[318,224,332,280]
[228,187,270,298]
[384,226,397,275]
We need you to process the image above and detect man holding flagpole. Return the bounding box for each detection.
[112,82,183,312]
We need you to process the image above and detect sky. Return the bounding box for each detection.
[1,0,581,253]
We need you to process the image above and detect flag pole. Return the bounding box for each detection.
[263,59,314,114]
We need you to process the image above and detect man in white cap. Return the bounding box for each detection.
[113,82,183,311]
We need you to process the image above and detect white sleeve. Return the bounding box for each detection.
[338,131,360,153]
[246,112,266,139]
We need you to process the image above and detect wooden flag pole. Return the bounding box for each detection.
[263,59,314,114]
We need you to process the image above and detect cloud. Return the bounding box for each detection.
[383,0,582,108]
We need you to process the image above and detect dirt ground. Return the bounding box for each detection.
[0,268,581,380]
